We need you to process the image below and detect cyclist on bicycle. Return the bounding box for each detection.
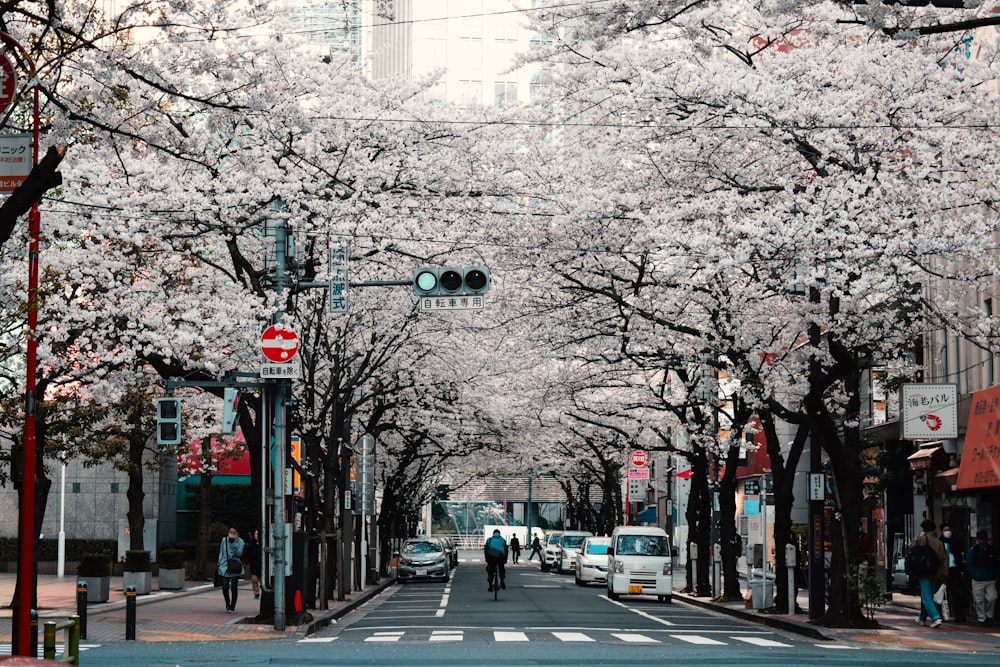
[484,529,508,592]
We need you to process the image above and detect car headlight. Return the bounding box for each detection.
[613,559,624,573]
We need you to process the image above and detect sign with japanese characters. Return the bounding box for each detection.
[419,295,485,311]
[329,238,349,315]
[0,52,16,115]
[0,133,31,193]
[957,384,1000,490]
[900,383,958,439]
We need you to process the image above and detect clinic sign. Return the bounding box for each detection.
[901,383,958,440]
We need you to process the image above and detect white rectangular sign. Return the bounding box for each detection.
[329,238,349,315]
[0,134,31,193]
[901,383,958,439]
[420,295,485,311]
[260,362,301,379]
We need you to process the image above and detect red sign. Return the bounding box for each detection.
[0,51,16,116]
[675,469,693,481]
[630,450,648,467]
[260,324,299,363]
[957,385,1000,490]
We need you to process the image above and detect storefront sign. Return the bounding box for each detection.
[957,384,1000,490]
[901,383,958,439]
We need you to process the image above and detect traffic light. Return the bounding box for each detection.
[155,397,182,446]
[412,266,491,296]
[221,388,239,435]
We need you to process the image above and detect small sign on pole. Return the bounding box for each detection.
[329,238,349,315]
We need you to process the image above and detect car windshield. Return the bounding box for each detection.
[615,535,668,556]
[402,541,442,555]
[586,543,610,555]
[563,535,587,549]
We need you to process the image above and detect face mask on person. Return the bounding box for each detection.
[943,531,953,539]
[228,534,237,542]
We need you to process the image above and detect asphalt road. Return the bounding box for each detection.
[78,558,1000,666]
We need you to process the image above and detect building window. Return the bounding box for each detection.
[111,482,120,493]
[459,80,482,108]
[72,482,80,493]
[495,81,517,108]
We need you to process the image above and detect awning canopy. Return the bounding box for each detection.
[934,467,961,494]
[908,445,943,471]
[637,507,657,524]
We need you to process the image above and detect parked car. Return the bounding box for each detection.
[396,538,451,583]
[553,530,593,574]
[433,536,458,568]
[575,536,612,585]
[540,531,563,572]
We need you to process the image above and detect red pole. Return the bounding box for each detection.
[10,36,40,655]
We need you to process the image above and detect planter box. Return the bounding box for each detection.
[123,570,152,595]
[158,568,185,590]
[79,576,110,603]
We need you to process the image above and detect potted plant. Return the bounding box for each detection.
[77,555,111,603]
[122,549,152,595]
[157,548,186,590]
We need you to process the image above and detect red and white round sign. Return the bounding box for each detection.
[630,450,649,467]
[0,52,17,116]
[260,324,299,363]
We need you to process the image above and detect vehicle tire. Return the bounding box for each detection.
[540,562,549,572]
[658,595,672,603]
[575,575,585,586]
[608,589,620,601]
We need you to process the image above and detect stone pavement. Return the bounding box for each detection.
[0,572,392,646]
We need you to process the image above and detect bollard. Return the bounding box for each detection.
[125,586,137,640]
[43,620,56,662]
[712,543,721,598]
[689,542,699,595]
[29,609,37,658]
[76,581,88,639]
[786,543,797,615]
[68,614,80,664]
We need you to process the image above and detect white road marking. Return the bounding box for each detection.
[732,636,793,647]
[611,633,661,643]
[672,634,727,645]
[299,637,338,643]
[818,644,861,650]
[494,631,530,642]
[553,631,595,642]
[365,631,405,643]
[430,631,464,642]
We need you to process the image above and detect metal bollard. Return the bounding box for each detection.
[76,581,88,639]
[125,586,137,640]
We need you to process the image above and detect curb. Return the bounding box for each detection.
[673,592,833,641]
[297,577,396,638]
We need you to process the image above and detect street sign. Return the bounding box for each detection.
[0,52,16,116]
[260,361,301,379]
[329,238,349,315]
[419,295,485,311]
[630,450,648,467]
[628,478,645,499]
[0,133,31,193]
[627,467,650,480]
[260,324,299,363]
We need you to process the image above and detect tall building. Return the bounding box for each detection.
[284,0,365,62]
[369,0,540,107]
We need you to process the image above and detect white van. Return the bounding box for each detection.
[606,526,673,603]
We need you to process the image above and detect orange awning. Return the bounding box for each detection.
[908,445,942,471]
[957,385,1000,490]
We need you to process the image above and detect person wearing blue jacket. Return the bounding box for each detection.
[484,529,508,592]
[218,526,245,613]
[966,530,998,626]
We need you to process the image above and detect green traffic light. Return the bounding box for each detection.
[415,270,438,293]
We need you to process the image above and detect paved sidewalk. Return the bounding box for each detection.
[0,572,392,645]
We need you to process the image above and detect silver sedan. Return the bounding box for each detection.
[575,536,612,586]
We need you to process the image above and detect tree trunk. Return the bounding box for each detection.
[717,445,743,600]
[195,468,213,580]
[126,435,146,551]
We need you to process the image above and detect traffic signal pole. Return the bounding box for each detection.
[269,214,291,632]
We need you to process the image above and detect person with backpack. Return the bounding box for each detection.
[909,518,947,628]
[966,529,998,626]
[484,529,508,591]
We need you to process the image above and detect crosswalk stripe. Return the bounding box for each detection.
[671,634,727,645]
[732,636,792,648]
[430,631,463,642]
[365,631,405,643]
[299,637,338,643]
[494,631,529,642]
[553,631,595,642]
[611,633,660,643]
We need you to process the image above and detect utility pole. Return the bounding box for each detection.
[807,284,825,621]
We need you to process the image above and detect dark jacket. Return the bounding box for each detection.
[966,542,998,582]
[940,534,965,572]
[909,531,947,583]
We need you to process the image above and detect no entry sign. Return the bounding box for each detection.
[260,324,299,363]
[630,450,649,467]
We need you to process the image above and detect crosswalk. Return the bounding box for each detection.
[300,629,796,646]
[0,643,101,657]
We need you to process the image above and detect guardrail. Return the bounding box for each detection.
[42,614,81,664]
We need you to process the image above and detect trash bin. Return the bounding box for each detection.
[750,569,775,609]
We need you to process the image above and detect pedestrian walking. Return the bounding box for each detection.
[218,526,245,613]
[510,535,521,564]
[908,518,947,628]
[966,529,998,626]
[245,527,263,599]
[939,521,967,622]
[528,535,543,562]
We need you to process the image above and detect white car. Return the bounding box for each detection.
[575,536,612,585]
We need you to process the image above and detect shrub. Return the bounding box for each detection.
[158,548,185,569]
[77,555,111,577]
[123,550,151,572]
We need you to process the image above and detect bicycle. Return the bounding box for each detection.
[488,562,500,601]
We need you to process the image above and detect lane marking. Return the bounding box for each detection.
[299,637,337,643]
[611,633,660,643]
[672,634,727,645]
[553,631,595,642]
[494,631,529,642]
[732,636,793,647]
[430,631,464,642]
[818,644,861,650]
[365,631,405,643]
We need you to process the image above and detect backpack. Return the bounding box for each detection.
[485,535,506,560]
[905,539,940,576]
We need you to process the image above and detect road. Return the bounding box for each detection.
[80,558,1000,666]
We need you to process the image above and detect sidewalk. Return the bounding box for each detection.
[0,572,393,645]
